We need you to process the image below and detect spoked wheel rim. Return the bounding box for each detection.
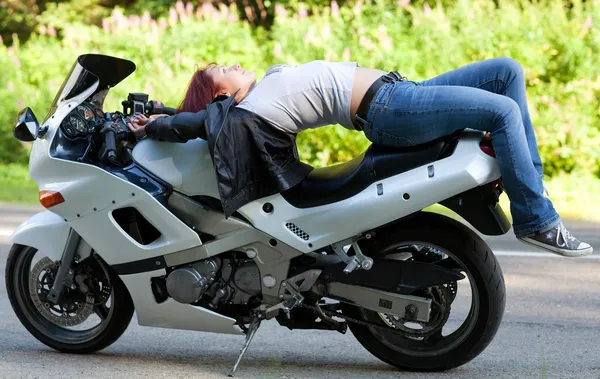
[362,241,480,357]
[12,246,115,344]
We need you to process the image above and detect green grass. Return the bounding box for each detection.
[2,164,600,223]
[0,164,39,204]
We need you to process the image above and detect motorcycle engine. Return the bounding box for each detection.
[165,255,261,309]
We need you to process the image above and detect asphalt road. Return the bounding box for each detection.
[1,205,599,379]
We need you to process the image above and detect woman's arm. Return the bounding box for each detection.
[129,111,208,142]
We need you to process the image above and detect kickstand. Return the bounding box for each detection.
[229,317,262,377]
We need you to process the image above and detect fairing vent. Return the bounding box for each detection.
[112,207,161,245]
[285,222,310,241]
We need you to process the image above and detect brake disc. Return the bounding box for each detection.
[29,257,94,327]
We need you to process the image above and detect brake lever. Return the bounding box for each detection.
[77,135,94,163]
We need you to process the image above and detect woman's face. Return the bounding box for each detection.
[209,64,256,99]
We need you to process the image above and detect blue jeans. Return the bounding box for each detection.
[362,57,560,237]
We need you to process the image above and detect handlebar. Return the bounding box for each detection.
[99,113,131,165]
[98,95,176,166]
[121,94,178,117]
[99,113,118,165]
[146,100,177,116]
[103,127,117,164]
[162,106,177,116]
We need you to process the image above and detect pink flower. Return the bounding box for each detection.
[359,36,375,51]
[101,19,110,32]
[141,11,152,27]
[275,4,287,18]
[186,2,194,16]
[7,82,14,91]
[0,34,3,46]
[169,7,178,25]
[380,35,393,50]
[353,0,362,15]
[219,3,229,18]
[424,2,431,15]
[330,0,339,18]
[158,17,168,30]
[175,1,185,14]
[227,14,237,23]
[342,47,351,61]
[298,7,308,18]
[584,16,593,31]
[144,83,155,94]
[111,8,125,24]
[323,23,332,39]
[202,3,216,16]
[304,29,315,44]
[48,26,56,37]
[129,15,141,28]
[151,20,160,36]
[273,42,283,59]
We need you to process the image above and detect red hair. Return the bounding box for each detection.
[177,63,218,113]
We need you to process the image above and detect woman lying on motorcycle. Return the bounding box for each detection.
[128,57,593,257]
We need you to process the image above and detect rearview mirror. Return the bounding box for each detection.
[14,107,40,142]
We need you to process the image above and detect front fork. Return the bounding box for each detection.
[47,229,81,304]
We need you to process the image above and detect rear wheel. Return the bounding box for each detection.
[342,212,505,371]
[5,244,134,353]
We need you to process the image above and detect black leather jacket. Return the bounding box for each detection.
[145,95,313,217]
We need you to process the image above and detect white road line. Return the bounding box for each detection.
[494,250,600,260]
[0,228,13,237]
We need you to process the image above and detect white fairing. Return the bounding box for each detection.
[237,131,501,253]
[10,211,71,261]
[132,138,219,198]
[15,97,240,334]
[120,270,242,335]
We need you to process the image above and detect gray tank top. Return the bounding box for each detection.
[236,61,358,134]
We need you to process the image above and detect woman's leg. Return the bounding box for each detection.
[363,79,592,256]
[416,57,544,179]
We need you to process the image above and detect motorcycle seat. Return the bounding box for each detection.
[281,137,450,209]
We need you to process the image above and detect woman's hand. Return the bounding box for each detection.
[127,114,151,138]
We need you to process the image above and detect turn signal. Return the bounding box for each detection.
[39,190,65,208]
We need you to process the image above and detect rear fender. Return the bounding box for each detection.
[439,183,511,236]
[10,211,92,261]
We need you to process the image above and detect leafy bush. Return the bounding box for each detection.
[0,0,599,177]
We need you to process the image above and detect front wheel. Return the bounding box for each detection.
[5,244,134,353]
[342,212,505,371]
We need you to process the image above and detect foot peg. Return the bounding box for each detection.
[228,317,261,377]
[331,237,374,274]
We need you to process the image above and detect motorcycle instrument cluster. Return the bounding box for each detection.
[60,103,99,140]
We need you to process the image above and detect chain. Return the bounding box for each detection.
[302,285,452,339]
[301,304,415,336]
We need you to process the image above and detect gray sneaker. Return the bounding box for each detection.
[518,222,593,257]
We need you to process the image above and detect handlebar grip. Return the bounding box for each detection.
[162,107,177,116]
[104,128,117,164]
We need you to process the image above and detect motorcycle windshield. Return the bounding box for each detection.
[43,54,136,123]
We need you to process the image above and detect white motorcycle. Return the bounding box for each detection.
[7,54,509,376]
